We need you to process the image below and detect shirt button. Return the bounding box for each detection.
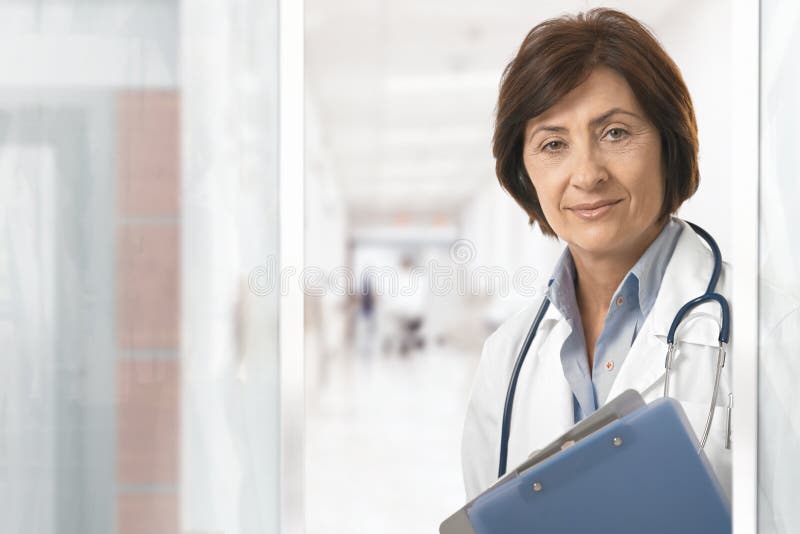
[616,295,624,305]
[606,360,615,372]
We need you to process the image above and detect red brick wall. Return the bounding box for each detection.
[116,90,181,534]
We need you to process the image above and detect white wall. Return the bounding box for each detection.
[656,0,733,257]
[304,92,349,390]
[459,183,561,329]
[0,1,177,89]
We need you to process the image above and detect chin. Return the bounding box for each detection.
[566,225,625,255]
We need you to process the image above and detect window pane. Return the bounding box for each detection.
[0,2,282,533]
[758,2,800,533]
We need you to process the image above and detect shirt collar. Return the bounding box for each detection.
[546,217,683,319]
[625,217,683,317]
[546,246,579,325]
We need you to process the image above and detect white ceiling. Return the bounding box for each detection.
[305,0,683,221]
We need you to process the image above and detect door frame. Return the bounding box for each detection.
[279,0,305,533]
[730,0,759,533]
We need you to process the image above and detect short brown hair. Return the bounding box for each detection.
[493,8,699,236]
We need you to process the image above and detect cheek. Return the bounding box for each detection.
[525,159,565,212]
[620,145,665,213]
[628,172,664,220]
[529,173,564,221]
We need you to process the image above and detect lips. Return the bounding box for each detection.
[567,199,622,220]
[569,199,622,210]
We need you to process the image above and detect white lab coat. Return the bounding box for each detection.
[462,217,733,501]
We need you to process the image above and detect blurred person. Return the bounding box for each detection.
[462,8,733,501]
[381,254,428,356]
[356,275,378,357]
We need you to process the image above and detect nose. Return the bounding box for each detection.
[569,144,608,190]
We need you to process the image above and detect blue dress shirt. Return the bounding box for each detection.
[546,218,683,422]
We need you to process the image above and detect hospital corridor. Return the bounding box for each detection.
[305,341,477,531]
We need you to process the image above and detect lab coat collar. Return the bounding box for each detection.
[647,217,723,342]
[606,217,725,400]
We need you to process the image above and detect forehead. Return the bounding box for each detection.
[525,67,644,132]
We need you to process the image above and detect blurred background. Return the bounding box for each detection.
[0,1,797,533]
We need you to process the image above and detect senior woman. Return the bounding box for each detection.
[461,8,733,502]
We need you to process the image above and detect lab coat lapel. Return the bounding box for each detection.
[606,218,720,402]
[510,303,575,463]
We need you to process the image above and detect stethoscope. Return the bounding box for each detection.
[497,222,731,477]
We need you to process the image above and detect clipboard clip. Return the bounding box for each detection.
[515,390,645,477]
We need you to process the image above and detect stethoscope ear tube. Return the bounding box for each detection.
[666,293,730,345]
[686,221,723,296]
[663,339,727,451]
[663,293,730,451]
[662,221,731,451]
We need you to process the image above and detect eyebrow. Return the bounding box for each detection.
[526,107,644,144]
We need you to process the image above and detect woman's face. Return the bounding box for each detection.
[522,66,665,259]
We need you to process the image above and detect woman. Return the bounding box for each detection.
[461,8,733,501]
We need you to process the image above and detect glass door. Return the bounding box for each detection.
[0,2,289,532]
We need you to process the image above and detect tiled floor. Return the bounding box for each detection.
[306,345,480,533]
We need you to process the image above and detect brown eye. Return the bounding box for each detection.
[605,128,629,141]
[543,140,564,151]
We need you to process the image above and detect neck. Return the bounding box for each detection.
[570,219,667,316]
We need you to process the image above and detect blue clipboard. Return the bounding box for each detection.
[442,390,731,534]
